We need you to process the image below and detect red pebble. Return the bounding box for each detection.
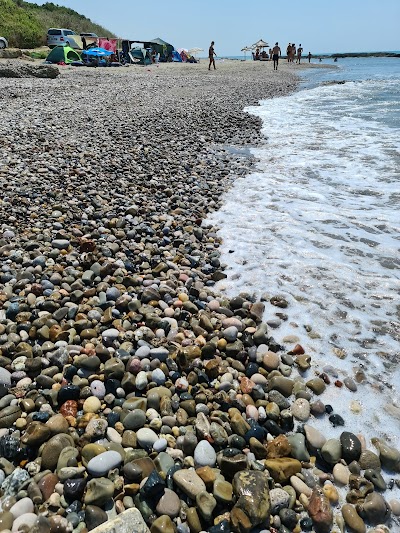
[289,344,305,355]
[59,400,78,418]
[335,380,343,388]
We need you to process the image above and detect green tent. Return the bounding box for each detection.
[46,46,81,64]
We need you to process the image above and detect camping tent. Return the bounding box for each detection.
[129,46,152,65]
[172,50,182,62]
[46,46,81,64]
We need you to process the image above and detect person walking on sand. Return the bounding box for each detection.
[291,43,296,63]
[208,41,216,70]
[272,42,281,70]
[286,43,292,62]
[297,44,303,64]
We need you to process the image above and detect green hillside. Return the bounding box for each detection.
[0,0,116,48]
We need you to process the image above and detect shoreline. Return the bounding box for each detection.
[1,60,399,532]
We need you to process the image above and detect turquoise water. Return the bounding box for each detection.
[209,57,400,445]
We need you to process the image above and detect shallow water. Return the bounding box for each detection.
[208,58,400,448]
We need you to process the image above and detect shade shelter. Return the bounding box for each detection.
[252,39,269,50]
[241,46,253,60]
[188,47,203,58]
[145,37,174,58]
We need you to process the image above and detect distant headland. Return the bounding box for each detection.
[323,51,400,58]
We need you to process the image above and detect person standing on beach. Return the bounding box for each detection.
[297,44,303,64]
[286,43,292,62]
[291,43,296,62]
[308,51,312,63]
[272,42,281,70]
[208,41,216,70]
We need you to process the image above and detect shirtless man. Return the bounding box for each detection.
[286,43,292,62]
[297,44,303,64]
[208,41,216,70]
[272,42,281,71]
[291,43,296,62]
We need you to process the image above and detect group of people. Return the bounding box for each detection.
[286,43,303,63]
[208,40,313,72]
[265,42,310,71]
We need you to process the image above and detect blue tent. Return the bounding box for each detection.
[172,50,182,62]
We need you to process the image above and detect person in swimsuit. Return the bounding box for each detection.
[208,41,216,70]
[291,43,296,62]
[297,44,303,64]
[286,43,292,62]
[272,42,281,70]
[308,51,312,63]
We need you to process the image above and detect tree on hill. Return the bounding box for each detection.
[1,0,115,48]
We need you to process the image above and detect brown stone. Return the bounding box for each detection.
[308,487,333,533]
[21,421,51,446]
[41,433,74,471]
[249,437,267,459]
[240,377,254,394]
[186,507,202,533]
[266,434,292,459]
[38,473,59,501]
[150,515,176,533]
[196,466,216,487]
[265,458,302,483]
[231,470,270,532]
[231,507,252,533]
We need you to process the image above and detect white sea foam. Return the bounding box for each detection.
[208,77,400,453]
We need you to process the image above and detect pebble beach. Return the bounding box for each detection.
[0,59,398,533]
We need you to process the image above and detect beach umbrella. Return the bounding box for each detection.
[252,39,269,50]
[241,46,253,59]
[188,47,203,58]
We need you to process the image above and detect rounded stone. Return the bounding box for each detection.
[291,398,310,421]
[122,409,146,430]
[10,498,34,519]
[11,513,38,533]
[270,487,290,514]
[340,431,362,464]
[137,428,158,449]
[153,438,168,453]
[321,438,342,464]
[83,396,102,414]
[194,440,217,467]
[87,450,122,477]
[156,488,181,518]
[90,380,106,399]
[342,504,366,533]
[304,424,326,449]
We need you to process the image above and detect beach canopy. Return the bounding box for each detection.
[82,47,113,57]
[241,46,253,52]
[46,45,81,64]
[252,39,269,49]
[188,47,203,55]
[147,37,174,56]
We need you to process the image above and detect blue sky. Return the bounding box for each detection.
[30,0,399,55]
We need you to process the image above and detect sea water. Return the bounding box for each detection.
[208,58,400,451]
